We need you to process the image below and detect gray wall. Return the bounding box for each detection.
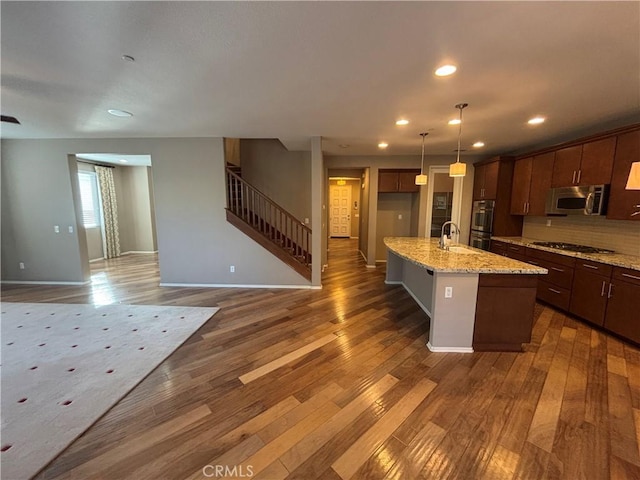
[240,139,312,225]
[1,138,309,286]
[376,193,419,261]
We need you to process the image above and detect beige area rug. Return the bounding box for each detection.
[0,302,218,480]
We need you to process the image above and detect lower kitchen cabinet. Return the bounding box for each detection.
[568,261,612,326]
[604,268,640,344]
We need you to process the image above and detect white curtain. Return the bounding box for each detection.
[95,166,121,259]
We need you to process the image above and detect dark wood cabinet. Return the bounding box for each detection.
[551,145,582,187]
[526,249,575,311]
[580,137,617,185]
[603,267,640,344]
[510,157,532,215]
[551,137,616,187]
[510,152,554,215]
[569,261,612,326]
[378,169,420,193]
[473,161,499,200]
[474,274,538,351]
[607,129,640,220]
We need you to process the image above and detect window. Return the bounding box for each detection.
[78,172,101,228]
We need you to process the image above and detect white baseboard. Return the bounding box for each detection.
[120,251,158,255]
[384,280,402,285]
[359,250,367,263]
[160,282,322,290]
[427,341,474,353]
[1,280,90,286]
[89,258,104,263]
[365,265,377,269]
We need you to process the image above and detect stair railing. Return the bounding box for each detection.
[226,167,312,269]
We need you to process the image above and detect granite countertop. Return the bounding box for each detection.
[384,237,548,274]
[492,236,640,272]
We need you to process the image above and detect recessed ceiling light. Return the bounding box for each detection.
[378,142,389,149]
[448,119,461,125]
[435,64,457,77]
[107,109,133,117]
[473,141,485,148]
[528,116,545,125]
[119,159,128,163]
[395,119,409,126]
[121,54,135,62]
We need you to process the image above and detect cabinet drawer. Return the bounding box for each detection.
[612,267,640,287]
[490,241,507,256]
[528,258,574,289]
[537,280,572,311]
[575,260,613,277]
[526,248,577,268]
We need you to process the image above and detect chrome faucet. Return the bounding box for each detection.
[439,221,460,250]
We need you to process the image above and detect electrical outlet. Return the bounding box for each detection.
[230,265,235,273]
[398,214,403,220]
[546,219,552,227]
[19,262,25,270]
[54,225,60,233]
[445,286,453,298]
[304,218,309,224]
[68,226,74,233]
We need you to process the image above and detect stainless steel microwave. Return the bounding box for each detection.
[545,185,609,216]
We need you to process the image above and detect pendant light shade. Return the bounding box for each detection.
[626,162,640,190]
[415,132,428,185]
[449,103,468,177]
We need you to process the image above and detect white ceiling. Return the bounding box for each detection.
[1,2,639,157]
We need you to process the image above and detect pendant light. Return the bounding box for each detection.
[449,103,468,177]
[415,132,428,185]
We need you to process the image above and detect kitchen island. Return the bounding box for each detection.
[384,237,547,352]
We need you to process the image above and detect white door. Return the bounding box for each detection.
[330,185,352,237]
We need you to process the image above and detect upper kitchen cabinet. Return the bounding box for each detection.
[473,160,500,200]
[607,128,640,220]
[378,169,420,193]
[551,137,616,187]
[510,152,555,215]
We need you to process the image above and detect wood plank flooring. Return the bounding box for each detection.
[2,239,639,480]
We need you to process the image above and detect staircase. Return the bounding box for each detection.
[225,165,312,280]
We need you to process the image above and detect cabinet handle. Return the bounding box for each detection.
[572,171,576,184]
[582,264,599,270]
[508,246,520,251]
[550,267,565,272]
[601,281,606,296]
[528,261,539,265]
[577,170,582,183]
[607,283,613,299]
[621,273,640,281]
[548,288,562,294]
[632,210,640,217]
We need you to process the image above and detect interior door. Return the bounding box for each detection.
[330,185,352,237]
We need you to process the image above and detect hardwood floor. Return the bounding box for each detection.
[2,239,640,479]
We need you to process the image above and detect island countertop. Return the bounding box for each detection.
[384,237,548,274]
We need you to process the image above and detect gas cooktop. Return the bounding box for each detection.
[532,241,615,254]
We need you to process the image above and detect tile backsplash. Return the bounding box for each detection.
[522,216,640,256]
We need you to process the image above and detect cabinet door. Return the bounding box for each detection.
[607,129,640,220]
[378,171,399,192]
[528,152,555,216]
[482,161,500,199]
[551,145,582,187]
[604,279,640,344]
[510,157,532,215]
[579,137,616,186]
[569,270,609,326]
[473,164,485,200]
[398,171,420,192]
